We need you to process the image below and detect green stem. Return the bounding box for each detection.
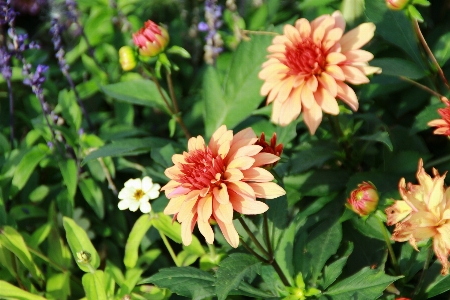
[399,76,447,101]
[165,71,191,139]
[207,243,216,257]
[239,238,269,263]
[159,231,180,267]
[326,115,355,170]
[263,212,273,258]
[377,217,400,275]
[424,154,450,169]
[412,246,433,299]
[237,216,269,257]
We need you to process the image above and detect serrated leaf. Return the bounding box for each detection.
[289,143,337,174]
[358,131,393,151]
[139,267,215,300]
[322,242,354,289]
[102,80,170,113]
[0,280,46,300]
[371,58,427,79]
[433,32,450,66]
[215,253,262,300]
[82,270,107,300]
[412,102,445,134]
[63,217,100,272]
[324,267,402,299]
[124,214,152,269]
[203,35,273,136]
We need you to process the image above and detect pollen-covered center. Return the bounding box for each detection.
[285,39,326,76]
[134,189,144,200]
[179,148,226,191]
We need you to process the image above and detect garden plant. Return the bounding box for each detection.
[1,0,450,299]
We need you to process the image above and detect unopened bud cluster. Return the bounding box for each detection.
[346,181,379,216]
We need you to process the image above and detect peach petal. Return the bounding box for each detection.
[284,24,301,43]
[318,72,338,97]
[267,44,286,53]
[303,101,323,135]
[332,11,346,31]
[259,63,288,79]
[274,76,295,103]
[341,66,370,84]
[428,119,448,127]
[227,156,256,171]
[213,183,229,204]
[385,200,412,226]
[224,168,244,182]
[315,88,339,115]
[197,218,214,244]
[322,27,343,51]
[229,145,262,160]
[227,181,256,200]
[306,75,318,92]
[325,65,345,81]
[252,153,280,168]
[344,49,374,62]
[241,167,274,182]
[247,182,286,199]
[164,194,186,215]
[301,83,315,109]
[161,179,179,192]
[229,191,269,215]
[215,217,239,248]
[433,232,450,275]
[172,154,186,164]
[272,90,302,126]
[213,199,233,223]
[177,197,197,223]
[361,66,382,75]
[272,35,289,45]
[208,125,227,152]
[295,18,311,39]
[336,81,358,111]
[340,22,376,52]
[197,194,213,222]
[326,52,347,64]
[181,217,194,246]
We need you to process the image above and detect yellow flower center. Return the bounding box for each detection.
[134,189,145,200]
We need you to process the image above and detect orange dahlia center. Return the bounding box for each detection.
[178,148,226,191]
[285,39,326,76]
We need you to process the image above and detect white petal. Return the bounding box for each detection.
[124,178,142,190]
[129,201,140,212]
[140,202,152,213]
[118,199,130,210]
[141,176,154,192]
[118,187,135,200]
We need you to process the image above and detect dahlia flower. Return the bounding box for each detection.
[428,101,450,136]
[385,159,450,275]
[162,125,286,248]
[118,177,161,213]
[259,11,380,134]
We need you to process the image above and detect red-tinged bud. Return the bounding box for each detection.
[132,20,169,57]
[386,0,410,10]
[118,46,136,71]
[254,132,283,169]
[346,181,379,216]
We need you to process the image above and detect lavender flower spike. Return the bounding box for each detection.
[198,0,223,65]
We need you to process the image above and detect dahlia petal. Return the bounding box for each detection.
[336,81,359,111]
[325,65,345,81]
[160,179,179,193]
[341,66,370,84]
[318,72,338,97]
[197,218,214,244]
[140,202,151,213]
[427,176,446,217]
[344,49,374,62]
[272,35,290,45]
[267,44,286,53]
[435,127,450,135]
[247,182,286,199]
[252,153,280,168]
[229,145,262,161]
[272,89,302,126]
[198,194,213,221]
[213,199,233,223]
[326,52,346,64]
[124,178,141,190]
[213,184,229,204]
[306,75,318,92]
[437,223,450,248]
[428,119,448,127]
[229,191,269,215]
[167,185,191,198]
[181,217,194,246]
[410,226,436,241]
[332,10,346,31]
[215,217,239,248]
[433,232,450,275]
[164,194,186,215]
[284,24,301,43]
[164,165,183,179]
[234,127,257,142]
[261,78,283,96]
[294,18,311,40]
[313,20,326,44]
[443,208,450,220]
[224,168,244,181]
[340,22,376,52]
[177,198,197,223]
[262,58,279,67]
[188,136,202,152]
[227,181,256,200]
[361,65,382,75]
[301,83,315,109]
[322,27,343,51]
[208,125,228,152]
[267,80,286,104]
[217,130,233,157]
[313,16,335,44]
[416,159,433,196]
[303,101,323,135]
[275,76,295,103]
[315,88,339,115]
[226,157,254,172]
[293,75,307,88]
[259,63,288,79]
[385,200,412,226]
[241,167,274,182]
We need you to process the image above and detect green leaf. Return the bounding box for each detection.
[10,146,47,197]
[422,260,450,298]
[370,58,427,80]
[399,242,429,282]
[62,216,100,272]
[215,253,262,300]
[82,270,108,300]
[324,267,402,299]
[365,0,426,70]
[0,226,43,281]
[139,266,215,300]
[284,170,350,198]
[29,222,52,249]
[46,272,71,300]
[102,80,170,113]
[203,35,273,136]
[412,101,445,133]
[350,214,386,241]
[358,131,393,151]
[408,4,424,22]
[79,178,104,219]
[289,142,338,174]
[322,242,354,289]
[152,213,182,244]
[59,159,78,199]
[124,214,152,269]
[0,280,46,300]
[433,32,450,66]
[58,89,82,131]
[167,45,191,58]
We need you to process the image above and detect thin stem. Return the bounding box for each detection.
[326,115,355,170]
[7,78,14,149]
[263,212,273,258]
[399,76,448,102]
[27,246,66,273]
[237,216,269,257]
[165,71,192,139]
[97,157,117,196]
[271,259,291,287]
[240,29,278,36]
[377,217,400,275]
[159,231,180,267]
[239,238,269,263]
[412,246,433,300]
[413,19,450,90]
[425,154,450,168]
[149,69,174,114]
[207,243,216,257]
[37,94,65,157]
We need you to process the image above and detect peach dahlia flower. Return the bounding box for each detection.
[428,101,450,136]
[162,125,286,248]
[259,11,380,134]
[385,159,450,275]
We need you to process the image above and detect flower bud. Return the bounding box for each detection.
[254,132,283,169]
[386,0,410,10]
[346,181,379,216]
[132,20,169,57]
[118,46,137,71]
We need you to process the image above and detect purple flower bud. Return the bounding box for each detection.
[198,22,209,32]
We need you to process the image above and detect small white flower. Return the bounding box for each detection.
[118,176,161,213]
